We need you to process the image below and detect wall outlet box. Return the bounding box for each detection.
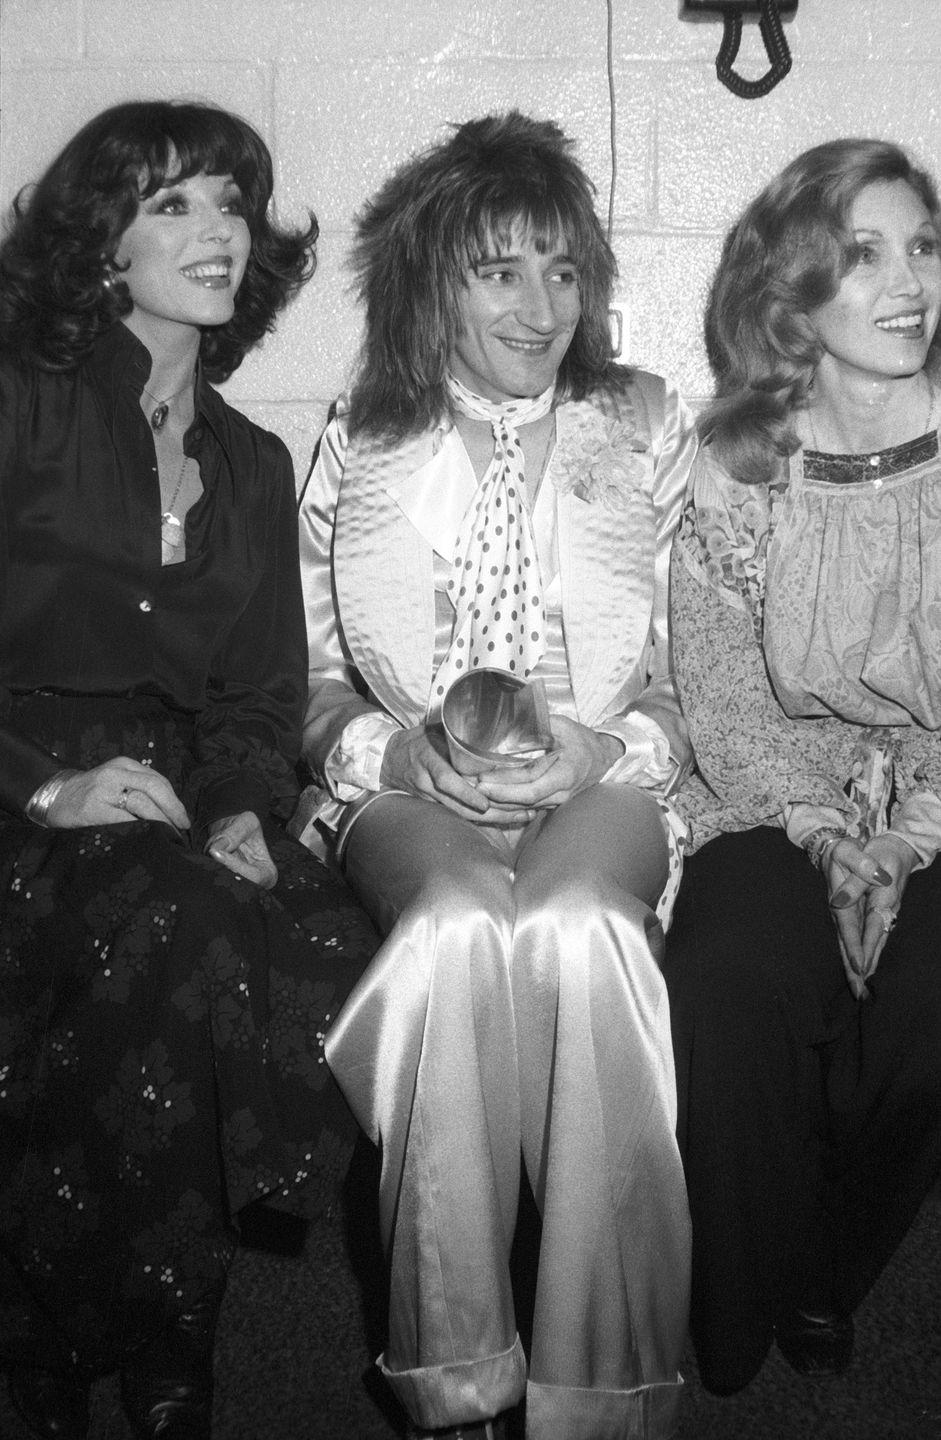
[609,303,629,362]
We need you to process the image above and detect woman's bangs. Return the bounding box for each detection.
[135,114,264,221]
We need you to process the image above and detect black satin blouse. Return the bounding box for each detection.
[0,322,307,826]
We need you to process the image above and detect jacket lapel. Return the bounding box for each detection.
[332,429,477,726]
[554,401,655,724]
[332,431,436,726]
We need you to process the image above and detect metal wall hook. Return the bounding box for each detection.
[681,1,798,99]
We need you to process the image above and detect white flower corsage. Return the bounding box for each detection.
[551,415,646,512]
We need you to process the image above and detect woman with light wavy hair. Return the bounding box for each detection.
[665,136,941,1396]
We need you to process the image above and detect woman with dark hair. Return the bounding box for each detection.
[0,100,376,1440]
[663,137,941,1396]
[297,112,696,1440]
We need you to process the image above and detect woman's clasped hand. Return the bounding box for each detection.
[825,832,916,997]
[42,756,191,831]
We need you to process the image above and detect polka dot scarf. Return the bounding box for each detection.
[432,373,555,706]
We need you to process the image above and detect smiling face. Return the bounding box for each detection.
[448,225,581,402]
[810,178,941,387]
[114,166,251,351]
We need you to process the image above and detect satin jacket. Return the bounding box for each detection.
[298,371,696,817]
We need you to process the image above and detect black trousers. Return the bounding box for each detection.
[662,827,941,1395]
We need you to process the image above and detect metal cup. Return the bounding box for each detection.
[441,668,554,777]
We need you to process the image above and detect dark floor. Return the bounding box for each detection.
[3,1140,940,1439]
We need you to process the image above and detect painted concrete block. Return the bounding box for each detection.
[658,61,941,233]
[275,58,632,232]
[1,0,82,62]
[0,64,271,216]
[612,233,721,404]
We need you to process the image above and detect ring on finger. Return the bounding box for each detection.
[870,906,897,935]
[118,787,130,810]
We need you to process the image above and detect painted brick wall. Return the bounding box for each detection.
[3,0,941,483]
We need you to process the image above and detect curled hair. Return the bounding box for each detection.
[701,137,941,484]
[0,99,318,382]
[347,111,621,439]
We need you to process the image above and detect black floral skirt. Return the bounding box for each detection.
[0,695,377,1374]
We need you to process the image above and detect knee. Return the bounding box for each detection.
[395,865,514,990]
[418,859,512,926]
[514,874,659,997]
[576,871,657,935]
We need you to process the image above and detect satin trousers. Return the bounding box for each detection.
[326,782,691,1440]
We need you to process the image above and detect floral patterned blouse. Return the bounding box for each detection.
[671,424,941,860]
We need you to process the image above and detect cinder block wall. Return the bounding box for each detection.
[3,1,941,484]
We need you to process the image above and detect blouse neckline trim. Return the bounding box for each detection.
[801,427,939,485]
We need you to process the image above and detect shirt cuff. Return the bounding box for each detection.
[595,711,677,791]
[323,711,404,800]
[886,790,941,870]
[783,800,847,840]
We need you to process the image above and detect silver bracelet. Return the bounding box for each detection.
[24,768,82,827]
[803,826,845,870]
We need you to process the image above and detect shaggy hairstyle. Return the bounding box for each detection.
[0,99,318,382]
[700,137,941,486]
[347,111,622,439]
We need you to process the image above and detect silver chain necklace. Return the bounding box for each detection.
[160,456,191,564]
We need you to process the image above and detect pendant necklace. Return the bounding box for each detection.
[160,455,191,564]
[143,376,193,433]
